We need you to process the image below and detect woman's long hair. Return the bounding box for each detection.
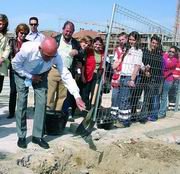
[127,31,141,50]
[0,14,9,35]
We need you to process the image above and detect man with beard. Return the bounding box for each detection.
[47,21,83,120]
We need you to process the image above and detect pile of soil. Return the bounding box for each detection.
[1,137,180,174]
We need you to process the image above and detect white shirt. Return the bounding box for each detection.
[121,47,142,76]
[57,36,73,68]
[26,31,45,42]
[12,41,80,99]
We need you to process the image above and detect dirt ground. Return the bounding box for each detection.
[0,78,180,174]
[1,131,180,174]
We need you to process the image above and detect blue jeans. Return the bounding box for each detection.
[168,80,179,103]
[118,76,132,111]
[159,80,173,116]
[112,87,120,108]
[141,78,161,119]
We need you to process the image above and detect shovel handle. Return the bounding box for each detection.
[91,83,99,105]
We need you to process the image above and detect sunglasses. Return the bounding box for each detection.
[30,23,38,26]
[20,31,28,35]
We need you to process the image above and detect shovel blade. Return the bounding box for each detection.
[75,107,95,136]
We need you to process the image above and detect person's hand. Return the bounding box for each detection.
[145,64,151,71]
[144,64,151,77]
[145,71,151,77]
[32,75,42,83]
[75,97,86,111]
[127,80,135,87]
[69,49,78,57]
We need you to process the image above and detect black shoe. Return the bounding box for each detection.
[32,137,49,149]
[122,120,131,127]
[139,117,148,124]
[17,138,27,149]
[68,115,75,122]
[7,115,15,119]
[130,116,137,123]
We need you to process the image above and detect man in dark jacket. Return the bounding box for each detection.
[47,21,83,121]
[136,35,163,122]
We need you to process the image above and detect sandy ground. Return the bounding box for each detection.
[0,77,180,174]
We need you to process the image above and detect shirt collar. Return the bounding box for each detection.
[29,31,40,36]
[61,35,72,44]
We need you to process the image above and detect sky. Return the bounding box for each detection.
[1,0,178,33]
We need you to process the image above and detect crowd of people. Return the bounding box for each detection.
[0,13,179,149]
[110,32,180,127]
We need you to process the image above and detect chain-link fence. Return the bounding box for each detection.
[94,3,180,129]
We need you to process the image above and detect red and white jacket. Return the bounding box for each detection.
[111,47,124,87]
[173,61,180,79]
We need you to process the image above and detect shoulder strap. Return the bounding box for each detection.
[115,47,122,59]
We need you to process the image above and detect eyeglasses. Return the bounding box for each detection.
[42,52,57,58]
[20,31,28,35]
[30,23,38,26]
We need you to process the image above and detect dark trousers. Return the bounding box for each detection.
[62,91,76,116]
[130,76,142,115]
[61,75,84,117]
[81,73,98,110]
[131,77,161,119]
[9,69,17,116]
[14,72,48,138]
[141,78,161,118]
[0,75,4,93]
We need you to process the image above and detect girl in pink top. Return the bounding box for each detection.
[159,46,178,118]
[173,61,180,79]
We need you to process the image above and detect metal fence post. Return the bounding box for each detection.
[175,80,180,112]
[92,3,117,122]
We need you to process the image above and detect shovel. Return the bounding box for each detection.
[75,80,100,136]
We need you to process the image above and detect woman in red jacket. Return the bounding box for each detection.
[81,37,104,110]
